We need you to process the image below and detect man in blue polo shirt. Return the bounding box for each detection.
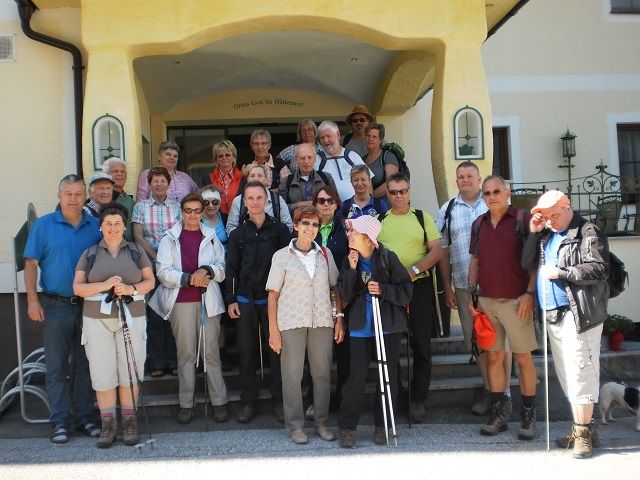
[24,174,103,444]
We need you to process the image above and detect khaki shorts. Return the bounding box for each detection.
[82,315,146,391]
[478,297,537,354]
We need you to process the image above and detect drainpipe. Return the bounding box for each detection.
[14,0,84,177]
[486,0,530,41]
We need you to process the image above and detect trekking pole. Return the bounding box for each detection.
[200,288,209,431]
[540,241,550,452]
[406,305,412,428]
[258,322,265,385]
[117,296,155,452]
[372,295,398,447]
[431,268,443,338]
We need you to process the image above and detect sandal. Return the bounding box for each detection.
[75,421,101,438]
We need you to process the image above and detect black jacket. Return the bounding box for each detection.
[225,214,291,303]
[338,244,413,334]
[521,213,610,333]
[315,216,350,269]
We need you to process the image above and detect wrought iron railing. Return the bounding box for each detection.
[508,161,640,236]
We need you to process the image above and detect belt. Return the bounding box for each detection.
[41,292,83,304]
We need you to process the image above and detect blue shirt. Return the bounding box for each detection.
[537,231,569,310]
[24,210,102,297]
[351,256,374,338]
[337,195,388,219]
[202,218,228,253]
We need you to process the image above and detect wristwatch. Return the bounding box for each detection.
[411,266,420,275]
[132,285,138,296]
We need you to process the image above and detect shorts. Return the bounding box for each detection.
[478,297,537,354]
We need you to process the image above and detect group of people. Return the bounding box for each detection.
[25,105,611,458]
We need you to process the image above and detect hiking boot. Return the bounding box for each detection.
[517,406,536,440]
[471,392,491,416]
[338,429,355,448]
[480,400,509,436]
[555,422,600,449]
[177,408,193,424]
[213,405,229,423]
[96,417,116,449]
[122,414,139,446]
[410,401,426,423]
[572,424,596,459]
[237,404,255,424]
[373,426,387,445]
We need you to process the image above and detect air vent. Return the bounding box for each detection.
[0,34,16,62]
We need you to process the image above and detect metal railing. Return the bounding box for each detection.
[509,162,640,236]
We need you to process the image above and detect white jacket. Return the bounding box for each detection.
[149,221,226,320]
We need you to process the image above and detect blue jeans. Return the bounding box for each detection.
[41,295,95,427]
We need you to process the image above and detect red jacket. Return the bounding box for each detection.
[208,167,243,215]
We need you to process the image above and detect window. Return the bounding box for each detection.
[611,0,640,13]
[492,127,510,179]
[617,123,640,199]
[453,106,484,160]
[92,114,124,169]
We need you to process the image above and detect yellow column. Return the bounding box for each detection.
[82,47,142,193]
[431,41,493,204]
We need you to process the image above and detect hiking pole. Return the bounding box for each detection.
[200,288,209,431]
[540,241,550,452]
[116,296,155,452]
[372,295,398,447]
[431,268,443,338]
[406,304,412,428]
[258,322,265,385]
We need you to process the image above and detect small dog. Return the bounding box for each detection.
[599,382,640,432]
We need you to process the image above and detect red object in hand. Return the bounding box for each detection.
[474,309,496,350]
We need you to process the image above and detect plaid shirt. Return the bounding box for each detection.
[132,196,181,251]
[435,192,487,289]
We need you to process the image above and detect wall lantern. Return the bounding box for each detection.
[559,127,577,198]
[92,114,124,170]
[454,105,484,160]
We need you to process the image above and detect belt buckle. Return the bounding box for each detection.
[70,296,80,305]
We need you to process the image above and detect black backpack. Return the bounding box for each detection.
[317,148,355,174]
[379,209,428,245]
[607,251,629,299]
[440,198,457,246]
[238,190,282,223]
[380,142,410,180]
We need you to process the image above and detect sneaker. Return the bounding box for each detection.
[471,392,491,416]
[213,405,229,423]
[338,429,355,448]
[122,414,139,446]
[290,428,309,445]
[410,401,426,423]
[50,424,69,444]
[177,408,193,425]
[556,423,601,449]
[237,404,255,424]
[305,404,315,421]
[518,406,536,440]
[96,417,116,449]
[75,421,101,438]
[572,424,595,459]
[480,400,509,436]
[373,426,387,445]
[273,403,285,423]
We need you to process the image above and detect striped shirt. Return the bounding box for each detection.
[435,192,487,289]
[132,196,181,251]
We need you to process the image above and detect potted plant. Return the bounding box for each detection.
[603,314,635,352]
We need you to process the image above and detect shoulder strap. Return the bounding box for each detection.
[413,209,428,245]
[317,150,328,171]
[514,208,527,238]
[341,132,353,147]
[343,148,355,167]
[270,191,281,220]
[441,198,456,246]
[85,242,142,279]
[472,212,489,258]
[285,173,294,191]
[317,170,330,185]
[378,210,388,223]
[320,246,328,264]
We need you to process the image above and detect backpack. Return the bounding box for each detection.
[471,208,528,258]
[284,170,331,201]
[380,142,410,180]
[238,190,282,223]
[607,251,629,299]
[341,196,385,219]
[85,242,143,278]
[317,148,355,173]
[440,198,457,246]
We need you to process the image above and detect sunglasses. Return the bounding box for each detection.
[182,207,203,214]
[203,199,221,206]
[345,228,356,234]
[482,189,504,197]
[216,153,234,159]
[316,197,337,205]
[388,188,409,196]
[298,220,321,228]
[351,117,368,123]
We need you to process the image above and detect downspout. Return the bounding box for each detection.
[14,0,84,177]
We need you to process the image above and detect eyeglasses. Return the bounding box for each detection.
[482,189,504,197]
[252,141,269,147]
[182,207,203,214]
[351,117,368,123]
[388,188,409,196]
[298,220,321,228]
[203,199,220,206]
[345,228,355,234]
[316,197,337,205]
[216,153,234,159]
